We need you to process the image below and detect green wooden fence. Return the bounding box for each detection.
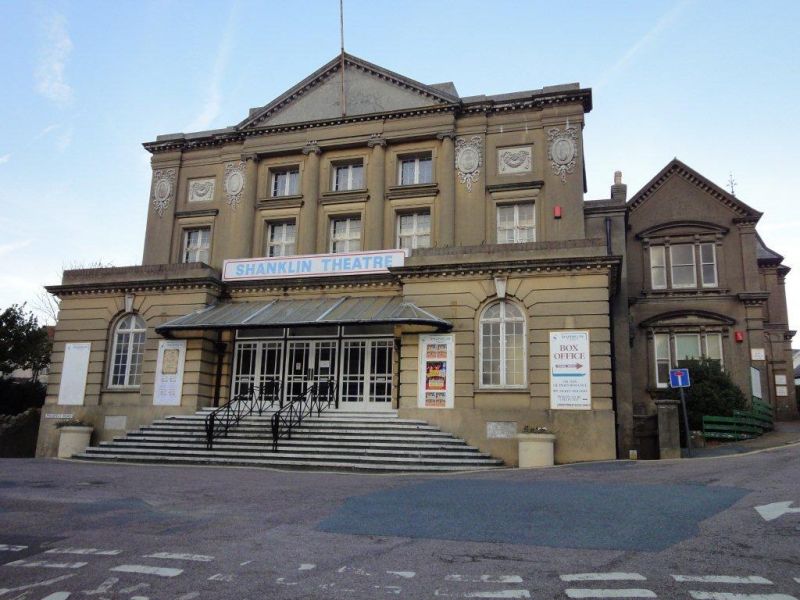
[702,399,774,441]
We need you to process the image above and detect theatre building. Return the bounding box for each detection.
[36,54,795,467]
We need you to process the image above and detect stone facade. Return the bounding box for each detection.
[37,53,795,463]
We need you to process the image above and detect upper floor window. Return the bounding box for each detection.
[649,242,717,290]
[330,216,361,253]
[398,155,432,186]
[265,220,296,257]
[332,162,364,192]
[397,211,431,250]
[271,168,299,197]
[183,228,210,263]
[480,300,526,388]
[109,314,146,388]
[653,331,723,388]
[497,203,535,244]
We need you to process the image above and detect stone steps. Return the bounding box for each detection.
[73,407,504,472]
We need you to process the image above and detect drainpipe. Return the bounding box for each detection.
[212,331,227,407]
[605,216,620,458]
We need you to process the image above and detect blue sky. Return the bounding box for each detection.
[1,0,799,340]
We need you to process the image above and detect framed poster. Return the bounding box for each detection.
[153,339,186,406]
[57,342,91,406]
[549,331,591,410]
[750,366,762,400]
[417,334,455,409]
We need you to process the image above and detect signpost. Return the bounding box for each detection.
[669,367,692,457]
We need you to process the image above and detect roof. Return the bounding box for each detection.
[756,232,784,264]
[155,296,451,334]
[628,158,763,220]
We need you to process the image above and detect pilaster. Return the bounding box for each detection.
[436,131,455,247]
[366,135,386,249]
[299,142,321,254]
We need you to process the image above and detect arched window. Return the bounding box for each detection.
[480,300,526,388]
[109,314,146,387]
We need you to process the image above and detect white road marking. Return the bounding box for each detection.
[110,565,183,577]
[754,501,800,522]
[130,597,149,600]
[240,560,252,566]
[374,585,402,595]
[5,560,86,570]
[40,594,71,600]
[275,578,297,586]
[565,590,656,599]
[0,545,27,552]
[299,563,316,571]
[462,592,531,599]
[673,576,773,584]
[0,574,75,595]
[387,571,416,579]
[689,594,798,600]
[208,573,234,582]
[176,593,200,600]
[338,566,372,577]
[46,548,122,556]
[561,573,647,582]
[144,552,214,562]
[446,575,524,583]
[82,577,119,595]
[119,583,150,594]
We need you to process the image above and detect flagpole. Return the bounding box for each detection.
[339,0,346,117]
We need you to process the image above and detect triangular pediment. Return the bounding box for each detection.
[238,53,459,130]
[640,310,736,328]
[628,158,762,221]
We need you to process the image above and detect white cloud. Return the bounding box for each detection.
[185,3,239,131]
[35,12,73,105]
[0,154,10,165]
[34,124,61,141]
[0,239,33,258]
[595,0,691,89]
[55,126,73,152]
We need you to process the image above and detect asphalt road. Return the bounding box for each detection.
[0,445,799,599]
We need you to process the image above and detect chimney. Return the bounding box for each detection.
[611,170,627,203]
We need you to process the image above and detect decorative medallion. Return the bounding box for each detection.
[151,168,176,217]
[498,146,532,175]
[547,126,579,183]
[188,177,215,203]
[455,135,482,192]
[223,161,246,209]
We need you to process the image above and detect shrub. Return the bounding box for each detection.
[669,358,748,429]
[0,379,46,415]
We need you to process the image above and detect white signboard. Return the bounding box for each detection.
[751,348,766,361]
[750,366,762,400]
[223,249,407,282]
[775,374,787,386]
[153,339,186,406]
[418,334,455,409]
[776,386,788,397]
[549,331,591,410]
[58,342,91,406]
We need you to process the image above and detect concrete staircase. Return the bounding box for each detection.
[75,407,505,472]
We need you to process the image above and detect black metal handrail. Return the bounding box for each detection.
[271,377,337,451]
[205,379,282,449]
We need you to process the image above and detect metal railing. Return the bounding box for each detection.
[271,377,337,451]
[205,379,282,449]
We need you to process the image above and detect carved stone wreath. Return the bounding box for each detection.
[151,168,177,217]
[188,178,215,202]
[548,126,579,183]
[223,161,246,209]
[498,146,532,174]
[455,136,482,192]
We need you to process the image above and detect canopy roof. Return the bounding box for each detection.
[155,296,450,334]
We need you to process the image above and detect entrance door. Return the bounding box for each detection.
[284,341,337,402]
[231,340,283,398]
[339,339,393,411]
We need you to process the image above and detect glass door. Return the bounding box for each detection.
[284,341,337,403]
[232,340,283,398]
[339,338,393,410]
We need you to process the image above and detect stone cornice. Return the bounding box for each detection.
[737,291,770,305]
[47,277,223,297]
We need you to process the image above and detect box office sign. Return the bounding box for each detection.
[222,249,407,282]
[153,339,186,406]
[549,331,591,410]
[418,334,455,409]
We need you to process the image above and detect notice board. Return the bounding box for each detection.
[57,342,91,405]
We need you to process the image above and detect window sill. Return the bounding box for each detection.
[102,387,141,394]
[321,189,368,204]
[258,195,303,209]
[387,183,438,200]
[175,208,219,218]
[642,287,729,297]
[476,387,529,394]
